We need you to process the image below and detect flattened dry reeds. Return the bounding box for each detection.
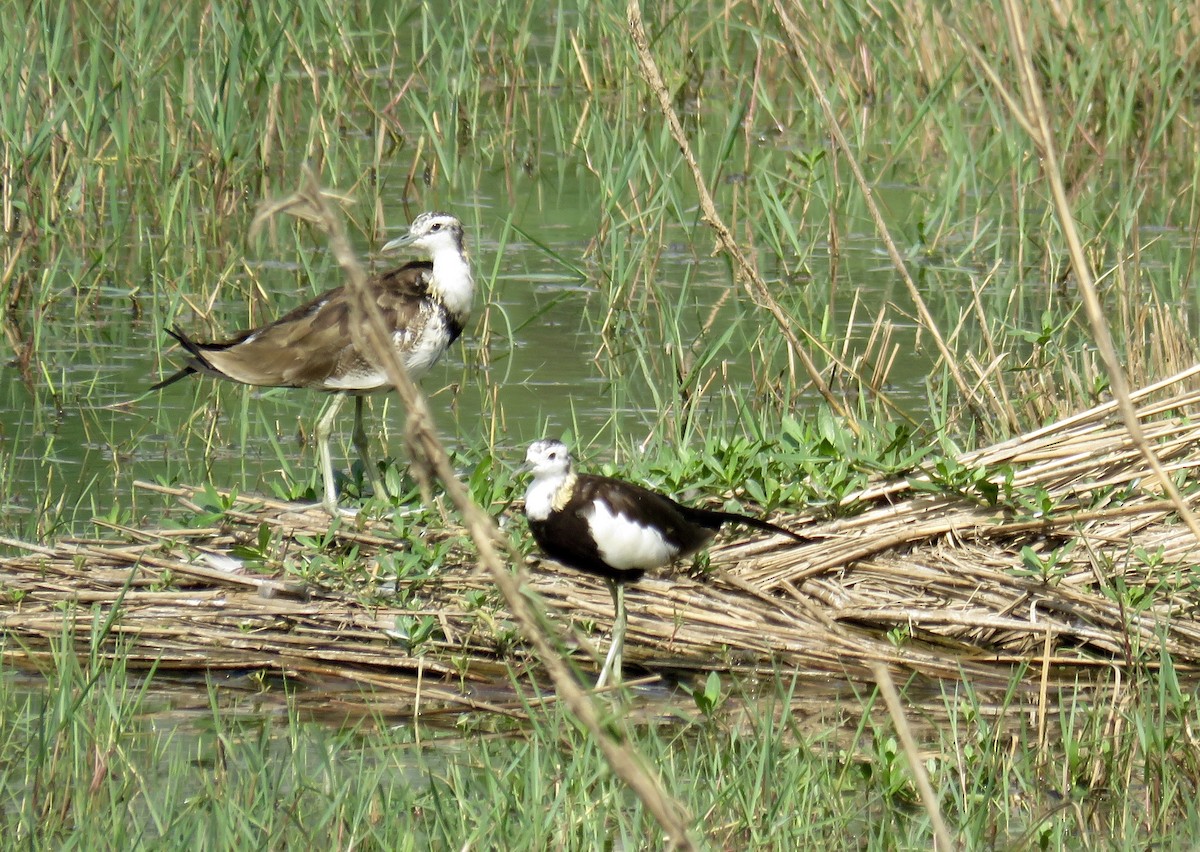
[0,507,523,716]
[719,362,1200,668]
[4,365,1200,697]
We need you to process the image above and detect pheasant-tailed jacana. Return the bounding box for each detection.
[153,212,474,514]
[523,439,804,687]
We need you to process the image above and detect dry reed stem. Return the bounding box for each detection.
[626,0,855,435]
[249,171,695,850]
[871,663,956,850]
[989,2,1200,546]
[714,365,1200,660]
[770,0,982,423]
[4,360,1200,739]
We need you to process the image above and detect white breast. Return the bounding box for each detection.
[525,476,562,521]
[397,318,453,378]
[585,500,679,570]
[325,306,451,391]
[430,249,474,319]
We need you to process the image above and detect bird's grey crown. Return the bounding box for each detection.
[408,212,464,260]
[409,211,462,240]
[412,210,454,225]
[526,439,573,475]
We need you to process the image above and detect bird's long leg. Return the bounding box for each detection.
[315,393,347,514]
[596,580,627,689]
[351,395,388,503]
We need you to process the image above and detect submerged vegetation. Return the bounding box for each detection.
[4,0,1200,846]
[4,0,1200,535]
[4,632,1200,848]
[2,633,1200,849]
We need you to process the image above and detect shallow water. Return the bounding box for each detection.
[2,5,1192,758]
[0,180,953,536]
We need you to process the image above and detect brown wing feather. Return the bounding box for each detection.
[161,261,435,390]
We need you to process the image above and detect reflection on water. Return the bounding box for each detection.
[1,657,1137,753]
[0,190,946,534]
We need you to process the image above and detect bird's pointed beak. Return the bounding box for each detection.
[517,450,543,475]
[381,232,416,254]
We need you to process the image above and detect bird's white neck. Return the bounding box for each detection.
[429,244,474,319]
[525,469,574,521]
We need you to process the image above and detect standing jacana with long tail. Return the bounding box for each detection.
[522,439,805,687]
[152,211,474,514]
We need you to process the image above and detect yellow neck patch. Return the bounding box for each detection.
[551,472,577,513]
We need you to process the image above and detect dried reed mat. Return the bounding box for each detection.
[719,362,1200,669]
[5,365,1200,700]
[0,500,527,718]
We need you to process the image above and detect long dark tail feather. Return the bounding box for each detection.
[684,506,807,543]
[149,366,195,391]
[150,327,203,391]
[730,513,808,543]
[164,326,207,358]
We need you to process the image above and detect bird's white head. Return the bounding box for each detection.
[524,439,575,520]
[382,211,473,317]
[382,211,465,257]
[525,439,573,479]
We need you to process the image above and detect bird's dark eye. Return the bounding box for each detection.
[430,222,442,231]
